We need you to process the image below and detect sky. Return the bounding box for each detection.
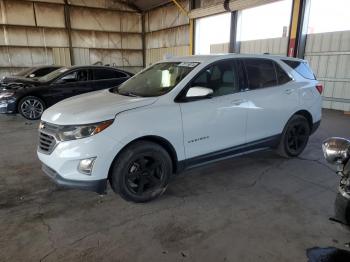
[195,13,231,54]
[195,0,350,55]
[238,0,293,41]
[308,0,350,34]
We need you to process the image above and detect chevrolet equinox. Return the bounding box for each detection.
[37,54,322,202]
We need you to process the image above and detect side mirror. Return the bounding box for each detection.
[186,86,213,99]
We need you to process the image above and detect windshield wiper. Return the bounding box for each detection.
[115,89,141,97]
[123,92,140,97]
[112,87,139,97]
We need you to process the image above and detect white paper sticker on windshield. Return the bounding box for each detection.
[59,68,69,73]
[178,62,199,68]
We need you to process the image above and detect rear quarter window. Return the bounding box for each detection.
[275,63,292,85]
[282,60,316,80]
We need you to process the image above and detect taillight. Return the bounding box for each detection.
[316,84,323,94]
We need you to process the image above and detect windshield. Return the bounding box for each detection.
[115,62,199,97]
[39,67,69,82]
[14,68,34,77]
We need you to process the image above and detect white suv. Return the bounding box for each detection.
[37,54,322,202]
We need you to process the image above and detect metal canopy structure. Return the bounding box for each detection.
[124,0,172,11]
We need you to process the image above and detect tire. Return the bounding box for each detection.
[110,141,172,203]
[18,96,46,120]
[277,115,310,158]
[334,193,350,227]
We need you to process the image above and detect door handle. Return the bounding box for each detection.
[231,99,245,106]
[285,88,294,95]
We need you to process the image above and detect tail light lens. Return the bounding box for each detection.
[316,84,323,94]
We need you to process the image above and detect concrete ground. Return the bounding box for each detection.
[0,109,349,262]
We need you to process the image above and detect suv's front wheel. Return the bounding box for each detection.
[110,141,172,203]
[277,115,311,157]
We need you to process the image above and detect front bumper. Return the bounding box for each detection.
[41,164,107,194]
[37,128,122,193]
[0,99,17,114]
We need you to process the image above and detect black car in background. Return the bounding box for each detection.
[0,66,62,85]
[0,66,133,120]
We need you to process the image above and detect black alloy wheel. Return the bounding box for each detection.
[126,155,165,196]
[278,115,310,157]
[286,122,308,155]
[110,141,172,202]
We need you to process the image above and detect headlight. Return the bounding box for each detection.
[54,120,114,141]
[322,137,350,164]
[0,92,14,99]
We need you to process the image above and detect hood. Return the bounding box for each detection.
[0,77,41,90]
[41,89,158,125]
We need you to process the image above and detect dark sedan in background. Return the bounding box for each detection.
[0,66,62,85]
[0,66,133,120]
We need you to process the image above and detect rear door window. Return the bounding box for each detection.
[93,69,127,80]
[282,60,316,80]
[243,59,278,89]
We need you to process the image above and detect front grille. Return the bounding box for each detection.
[37,121,60,154]
[38,132,57,154]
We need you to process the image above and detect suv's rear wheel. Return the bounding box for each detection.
[277,115,310,157]
[110,141,172,203]
[18,96,45,120]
